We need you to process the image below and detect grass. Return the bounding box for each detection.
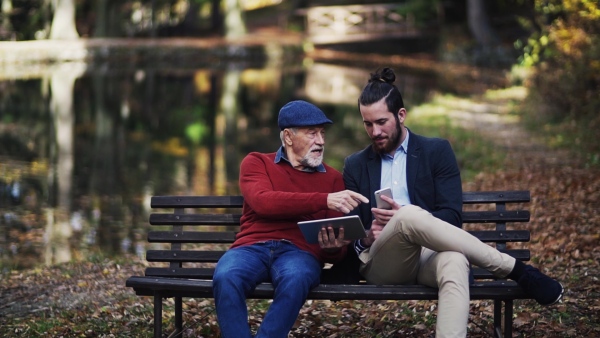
[407,92,508,181]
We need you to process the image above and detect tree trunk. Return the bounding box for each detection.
[467,0,497,47]
[182,1,201,35]
[93,0,107,37]
[211,0,222,32]
[47,62,85,264]
[49,0,79,39]
[220,70,241,191]
[223,0,246,39]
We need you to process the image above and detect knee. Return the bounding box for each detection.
[387,205,427,234]
[436,252,470,285]
[212,268,231,294]
[213,265,249,295]
[212,268,227,287]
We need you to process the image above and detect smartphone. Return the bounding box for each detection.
[374,187,393,209]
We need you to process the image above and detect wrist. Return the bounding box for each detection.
[359,238,372,247]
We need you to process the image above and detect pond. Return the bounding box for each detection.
[0,46,503,271]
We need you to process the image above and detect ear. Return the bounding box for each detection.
[397,108,407,123]
[283,129,294,146]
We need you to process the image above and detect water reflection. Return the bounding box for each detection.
[0,59,437,270]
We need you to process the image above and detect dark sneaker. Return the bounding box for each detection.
[518,265,564,305]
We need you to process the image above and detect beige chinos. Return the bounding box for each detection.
[358,205,516,338]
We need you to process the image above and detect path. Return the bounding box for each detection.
[437,88,575,171]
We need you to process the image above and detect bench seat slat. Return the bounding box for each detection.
[143,266,525,280]
[462,210,530,223]
[126,276,528,301]
[148,231,236,243]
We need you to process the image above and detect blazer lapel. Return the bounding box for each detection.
[406,133,421,202]
[366,147,382,198]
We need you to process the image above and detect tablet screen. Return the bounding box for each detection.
[297,215,366,244]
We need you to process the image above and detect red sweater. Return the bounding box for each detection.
[232,152,347,264]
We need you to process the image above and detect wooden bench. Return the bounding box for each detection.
[126,190,532,338]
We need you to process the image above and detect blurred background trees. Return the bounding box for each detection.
[1,0,598,163]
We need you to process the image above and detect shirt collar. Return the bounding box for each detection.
[382,129,410,159]
[275,146,326,173]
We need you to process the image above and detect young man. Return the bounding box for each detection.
[212,100,368,338]
[340,68,564,338]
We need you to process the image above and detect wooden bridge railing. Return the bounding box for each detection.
[298,3,425,44]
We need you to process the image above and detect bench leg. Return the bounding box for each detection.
[504,299,513,338]
[493,299,503,338]
[175,296,183,336]
[492,299,514,338]
[154,294,163,338]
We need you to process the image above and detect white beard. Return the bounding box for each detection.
[300,147,324,168]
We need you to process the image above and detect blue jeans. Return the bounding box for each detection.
[213,240,321,338]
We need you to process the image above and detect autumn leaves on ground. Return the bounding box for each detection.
[1,98,599,337]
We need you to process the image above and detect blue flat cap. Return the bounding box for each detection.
[278,100,333,130]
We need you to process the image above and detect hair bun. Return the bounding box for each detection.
[368,68,396,84]
[380,68,396,84]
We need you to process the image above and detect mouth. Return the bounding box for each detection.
[373,137,387,145]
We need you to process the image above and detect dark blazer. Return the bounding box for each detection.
[322,130,463,283]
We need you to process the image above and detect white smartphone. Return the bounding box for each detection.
[374,187,393,209]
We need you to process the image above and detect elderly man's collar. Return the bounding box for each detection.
[275,146,327,173]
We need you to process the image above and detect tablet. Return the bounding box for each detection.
[298,215,366,244]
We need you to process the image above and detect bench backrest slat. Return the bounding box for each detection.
[462,210,529,223]
[151,196,244,208]
[150,214,242,226]
[467,230,530,242]
[462,190,530,204]
[148,231,237,243]
[145,267,215,279]
[146,250,224,262]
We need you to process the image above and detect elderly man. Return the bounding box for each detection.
[212,100,368,338]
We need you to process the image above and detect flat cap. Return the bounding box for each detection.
[277,100,333,130]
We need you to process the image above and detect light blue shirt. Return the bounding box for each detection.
[354,131,412,255]
[380,130,411,206]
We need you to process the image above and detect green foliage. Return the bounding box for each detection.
[4,0,50,40]
[517,0,600,166]
[396,0,440,26]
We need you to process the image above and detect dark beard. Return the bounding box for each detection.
[372,116,402,155]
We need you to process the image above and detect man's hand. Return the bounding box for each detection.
[361,219,385,247]
[327,190,369,214]
[371,194,401,224]
[318,226,352,252]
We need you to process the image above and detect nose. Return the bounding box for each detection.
[372,125,382,137]
[315,133,325,145]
